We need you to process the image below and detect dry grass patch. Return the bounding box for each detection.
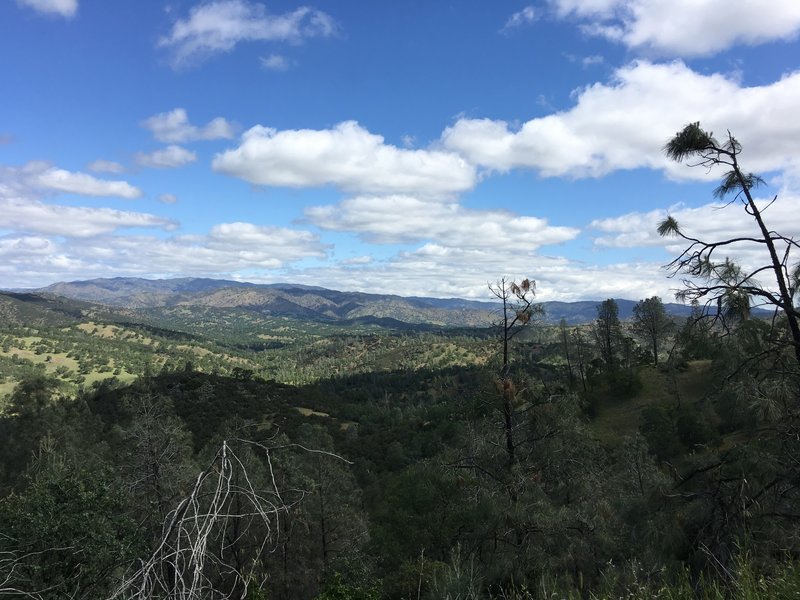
[296,406,330,418]
[77,322,120,338]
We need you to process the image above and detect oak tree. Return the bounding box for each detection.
[631,296,673,366]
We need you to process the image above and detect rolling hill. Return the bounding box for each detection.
[23,277,704,327]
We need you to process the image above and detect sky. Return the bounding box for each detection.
[1,0,799,302]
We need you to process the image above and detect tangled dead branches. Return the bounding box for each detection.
[110,438,349,600]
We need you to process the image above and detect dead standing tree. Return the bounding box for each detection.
[489,278,543,469]
[658,122,800,368]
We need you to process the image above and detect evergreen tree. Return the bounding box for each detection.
[593,299,622,371]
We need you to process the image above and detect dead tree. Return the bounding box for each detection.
[488,278,543,468]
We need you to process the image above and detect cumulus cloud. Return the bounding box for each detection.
[0,196,175,237]
[35,169,139,199]
[141,108,236,143]
[0,163,138,202]
[306,195,579,250]
[0,162,143,199]
[501,6,538,33]
[136,145,197,169]
[441,61,800,180]
[260,53,291,71]
[214,121,476,197]
[87,159,126,174]
[159,0,336,67]
[549,0,800,56]
[17,0,77,18]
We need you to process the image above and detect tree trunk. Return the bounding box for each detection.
[736,158,800,368]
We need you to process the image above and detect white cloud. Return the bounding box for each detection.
[206,222,326,259]
[141,108,236,143]
[17,0,77,18]
[549,0,800,56]
[0,236,55,258]
[0,236,90,286]
[260,53,290,71]
[340,255,373,266]
[136,145,197,169]
[590,193,800,269]
[29,164,141,198]
[0,162,142,201]
[501,6,538,33]
[306,195,579,250]
[88,159,126,174]
[0,220,328,289]
[0,196,175,237]
[0,221,677,301]
[214,121,476,197]
[270,244,674,302]
[159,0,336,67]
[159,193,178,204]
[588,192,800,308]
[549,0,618,18]
[441,61,800,180]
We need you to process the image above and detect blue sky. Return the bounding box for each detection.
[1,0,799,301]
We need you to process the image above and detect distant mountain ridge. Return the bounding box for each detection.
[27,277,702,326]
[38,278,496,327]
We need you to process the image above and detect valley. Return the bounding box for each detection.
[1,277,798,598]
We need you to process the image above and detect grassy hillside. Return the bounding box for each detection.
[591,360,715,445]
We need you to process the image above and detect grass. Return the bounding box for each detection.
[501,556,800,599]
[176,344,212,356]
[0,380,16,410]
[82,369,137,386]
[591,361,714,446]
[1,326,145,396]
[1,346,80,372]
[76,322,119,338]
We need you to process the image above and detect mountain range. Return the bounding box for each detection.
[20,277,701,327]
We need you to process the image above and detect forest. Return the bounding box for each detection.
[0,125,799,599]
